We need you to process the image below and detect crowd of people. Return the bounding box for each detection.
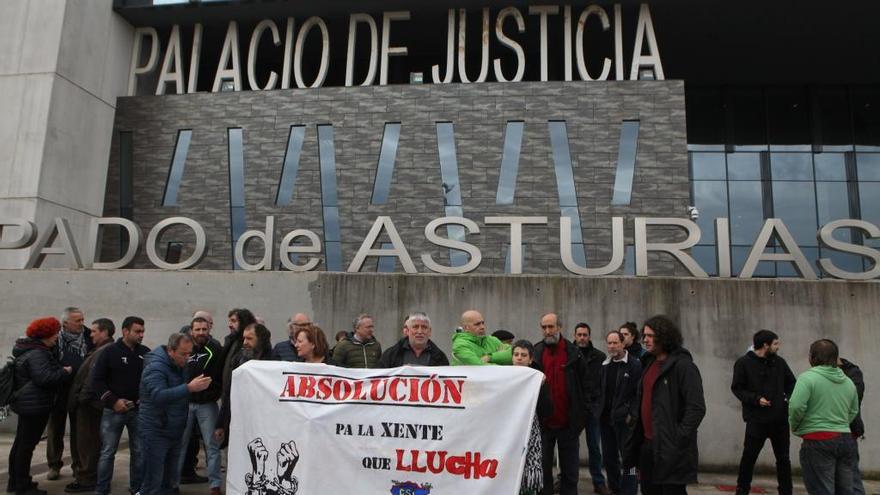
[4,307,867,495]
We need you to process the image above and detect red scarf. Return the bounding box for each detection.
[542,339,570,429]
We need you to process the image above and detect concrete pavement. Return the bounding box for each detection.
[1,433,878,494]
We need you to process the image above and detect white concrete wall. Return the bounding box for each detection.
[0,269,877,475]
[0,0,133,268]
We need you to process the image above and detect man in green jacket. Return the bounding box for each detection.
[451,310,512,365]
[788,339,859,495]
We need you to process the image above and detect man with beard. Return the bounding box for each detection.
[533,313,590,495]
[174,317,224,495]
[731,330,796,495]
[215,323,272,446]
[624,315,705,495]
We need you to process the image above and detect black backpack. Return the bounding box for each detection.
[0,356,15,407]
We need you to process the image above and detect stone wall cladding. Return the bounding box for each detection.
[102,80,690,275]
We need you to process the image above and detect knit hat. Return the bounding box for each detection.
[26,317,61,339]
[492,329,515,342]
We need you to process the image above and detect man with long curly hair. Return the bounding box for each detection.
[623,315,706,495]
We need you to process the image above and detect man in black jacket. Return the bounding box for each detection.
[534,313,590,495]
[173,317,225,495]
[377,312,449,367]
[731,330,796,495]
[624,315,705,495]
[91,316,150,495]
[600,330,642,495]
[839,357,865,495]
[574,322,609,495]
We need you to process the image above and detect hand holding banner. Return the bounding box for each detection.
[228,362,543,494]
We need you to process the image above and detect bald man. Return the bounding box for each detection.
[273,313,310,362]
[450,310,512,365]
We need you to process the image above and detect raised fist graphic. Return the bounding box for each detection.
[276,441,300,483]
[247,438,269,482]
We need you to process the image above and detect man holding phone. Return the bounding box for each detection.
[138,334,212,495]
[91,316,150,495]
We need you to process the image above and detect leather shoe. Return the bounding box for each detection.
[595,484,611,495]
[179,474,209,484]
[64,482,95,493]
[46,470,60,481]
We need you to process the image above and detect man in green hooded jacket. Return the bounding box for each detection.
[788,339,859,495]
[451,310,512,365]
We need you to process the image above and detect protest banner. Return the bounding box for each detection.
[227,362,543,494]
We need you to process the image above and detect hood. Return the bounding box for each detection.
[12,337,50,358]
[807,365,849,384]
[144,345,178,371]
[452,331,483,345]
[643,346,694,371]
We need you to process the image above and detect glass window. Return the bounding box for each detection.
[377,243,397,272]
[548,121,578,207]
[692,181,728,245]
[495,121,524,205]
[611,120,640,205]
[815,181,854,245]
[436,122,462,207]
[733,246,775,277]
[276,126,305,206]
[852,87,880,150]
[819,248,865,276]
[372,123,401,205]
[318,125,339,207]
[770,153,813,181]
[767,87,810,149]
[227,128,245,207]
[814,153,848,181]
[859,182,880,250]
[775,247,819,278]
[772,182,818,247]
[727,152,763,180]
[690,152,726,180]
[856,153,880,181]
[318,125,343,271]
[813,88,853,149]
[119,132,134,212]
[685,87,725,146]
[729,181,765,245]
[162,129,192,207]
[561,206,587,267]
[443,205,470,268]
[726,89,767,148]
[691,245,718,277]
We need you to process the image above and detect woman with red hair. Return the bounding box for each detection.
[294,325,335,364]
[7,317,72,495]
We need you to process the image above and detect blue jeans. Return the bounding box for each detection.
[139,435,182,495]
[584,411,605,486]
[800,435,857,495]
[601,418,637,495]
[176,402,222,488]
[96,409,141,494]
[852,440,864,495]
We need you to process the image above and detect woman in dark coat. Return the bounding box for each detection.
[8,317,72,495]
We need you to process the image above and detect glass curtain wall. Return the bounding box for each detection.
[687,86,879,277]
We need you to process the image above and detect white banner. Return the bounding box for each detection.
[227,362,543,494]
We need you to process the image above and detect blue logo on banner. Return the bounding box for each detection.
[390,480,432,495]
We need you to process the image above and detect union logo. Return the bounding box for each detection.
[390,480,432,495]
